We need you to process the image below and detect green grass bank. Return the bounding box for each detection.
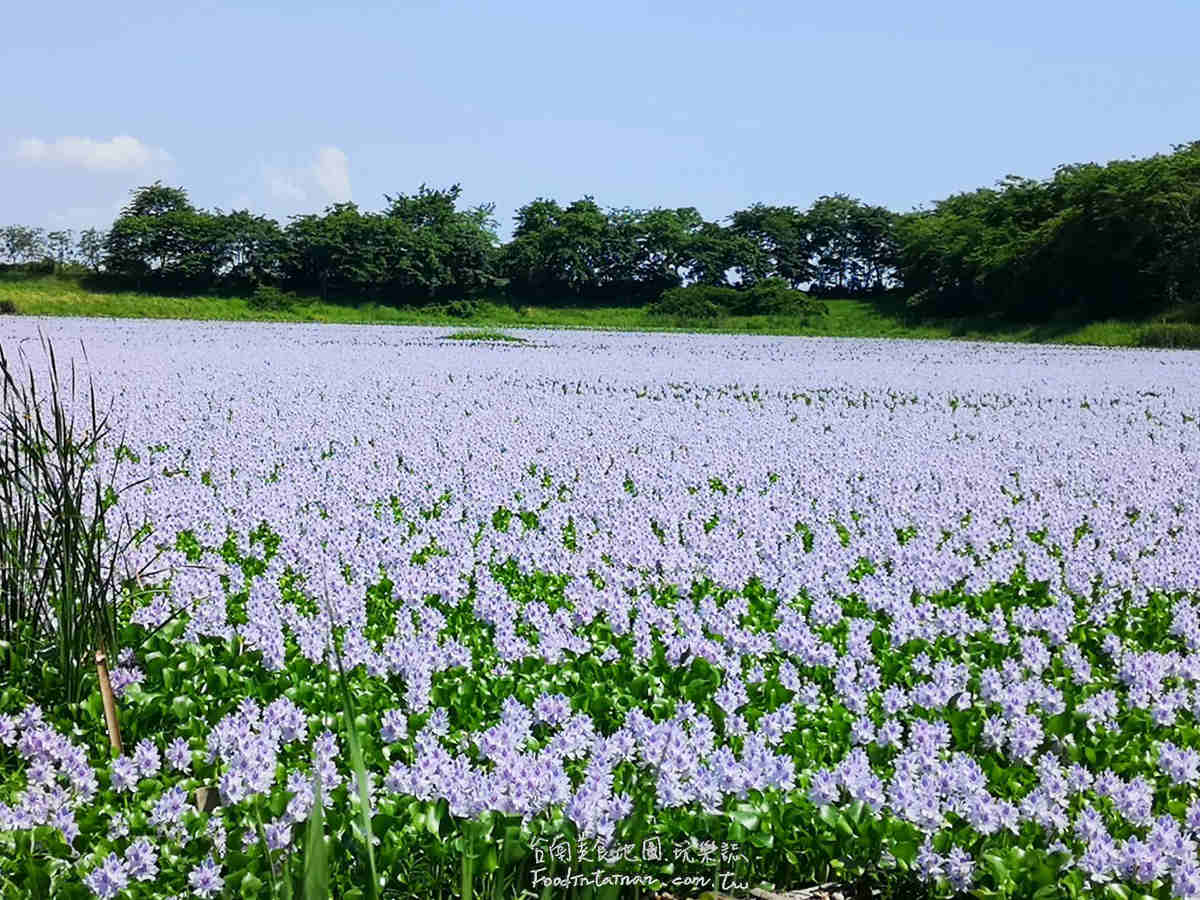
[2,273,1199,348]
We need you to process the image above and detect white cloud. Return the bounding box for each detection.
[14,135,171,172]
[265,169,307,204]
[254,146,352,216]
[311,146,351,203]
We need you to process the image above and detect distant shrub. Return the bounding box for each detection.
[1137,322,1200,349]
[1162,303,1200,324]
[247,285,297,312]
[0,300,15,315]
[650,285,734,324]
[0,260,55,277]
[444,329,526,343]
[732,278,827,320]
[651,280,826,325]
[446,299,480,319]
[905,289,932,310]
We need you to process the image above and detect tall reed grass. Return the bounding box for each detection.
[0,333,159,709]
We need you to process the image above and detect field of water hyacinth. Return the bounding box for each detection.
[2,317,1200,900]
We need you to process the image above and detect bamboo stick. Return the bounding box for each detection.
[94,648,122,755]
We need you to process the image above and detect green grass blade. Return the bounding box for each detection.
[303,772,330,900]
[339,678,379,900]
[461,822,475,900]
[322,572,380,900]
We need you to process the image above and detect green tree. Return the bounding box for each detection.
[501,197,606,300]
[633,207,703,289]
[104,182,219,290]
[895,141,1200,318]
[121,181,192,217]
[282,202,386,300]
[76,228,106,272]
[382,184,500,300]
[46,230,73,267]
[1,226,46,264]
[804,194,900,295]
[211,210,286,290]
[686,221,755,287]
[728,203,812,287]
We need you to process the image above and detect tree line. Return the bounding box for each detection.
[4,139,1198,318]
[897,141,1200,319]
[1,225,106,271]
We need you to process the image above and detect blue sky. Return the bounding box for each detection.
[3,0,1197,237]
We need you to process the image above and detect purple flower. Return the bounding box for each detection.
[124,837,159,882]
[207,817,228,859]
[108,663,144,699]
[110,756,139,793]
[1122,835,1168,884]
[188,856,224,897]
[110,812,130,839]
[263,696,307,743]
[84,853,129,899]
[1174,860,1200,900]
[981,715,1007,751]
[284,770,316,823]
[380,709,408,743]
[150,785,188,838]
[1187,799,1200,836]
[758,705,796,744]
[1078,835,1120,883]
[264,817,292,851]
[166,736,192,773]
[533,693,572,727]
[945,846,975,890]
[132,739,161,779]
[0,714,16,746]
[875,718,904,749]
[881,685,910,715]
[54,807,80,845]
[1160,741,1200,787]
[1115,776,1154,826]
[915,838,944,882]
[850,716,876,746]
[807,769,840,806]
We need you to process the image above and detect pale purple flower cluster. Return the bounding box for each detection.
[0,706,96,846]
[188,856,223,897]
[149,785,189,840]
[1162,742,1200,787]
[83,853,128,899]
[380,708,408,743]
[207,697,308,806]
[166,736,193,772]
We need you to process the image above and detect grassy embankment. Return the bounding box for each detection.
[2,273,1198,347]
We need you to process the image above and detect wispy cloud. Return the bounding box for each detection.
[311,146,351,203]
[258,146,352,214]
[265,169,307,204]
[14,135,171,172]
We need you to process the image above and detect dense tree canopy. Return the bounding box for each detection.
[500,199,710,302]
[727,203,811,287]
[897,141,1200,318]
[7,140,1197,319]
